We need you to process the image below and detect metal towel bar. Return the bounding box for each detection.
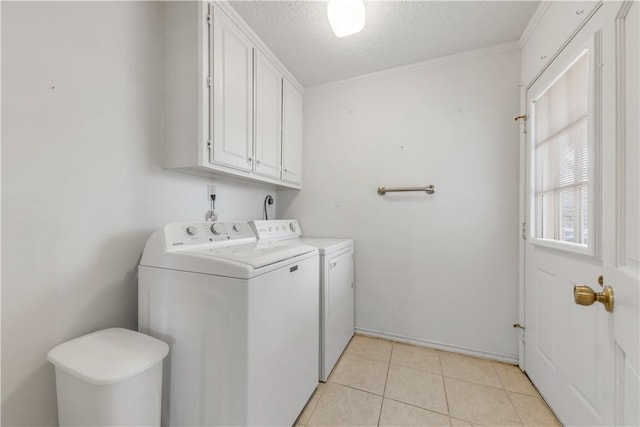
[377,185,435,195]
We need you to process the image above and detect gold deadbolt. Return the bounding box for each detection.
[574,284,614,312]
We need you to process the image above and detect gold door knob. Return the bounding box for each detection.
[574,285,614,312]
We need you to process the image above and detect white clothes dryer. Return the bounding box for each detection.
[138,221,319,427]
[250,220,354,382]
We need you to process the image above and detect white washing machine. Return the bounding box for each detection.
[138,221,319,427]
[250,220,354,382]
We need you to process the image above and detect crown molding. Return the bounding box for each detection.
[307,41,520,92]
[519,1,552,47]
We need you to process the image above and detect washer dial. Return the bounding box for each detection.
[210,223,224,235]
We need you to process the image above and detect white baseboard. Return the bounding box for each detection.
[355,327,519,365]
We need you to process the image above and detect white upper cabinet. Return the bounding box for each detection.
[253,50,283,179]
[281,79,303,185]
[211,7,254,171]
[162,2,304,189]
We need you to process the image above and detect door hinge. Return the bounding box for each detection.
[207,139,212,151]
[207,4,212,25]
[206,76,212,87]
[522,222,526,240]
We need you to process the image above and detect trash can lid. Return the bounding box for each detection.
[47,328,169,385]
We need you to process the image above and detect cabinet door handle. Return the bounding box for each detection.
[247,157,252,162]
[256,160,261,165]
[329,261,337,269]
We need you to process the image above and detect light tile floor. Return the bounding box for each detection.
[296,335,561,427]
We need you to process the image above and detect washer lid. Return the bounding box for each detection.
[47,328,169,385]
[190,239,316,269]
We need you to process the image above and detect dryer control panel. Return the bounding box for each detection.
[163,221,256,250]
[250,220,302,240]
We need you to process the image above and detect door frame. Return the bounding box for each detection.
[517,2,604,370]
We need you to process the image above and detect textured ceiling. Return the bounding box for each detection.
[229,0,539,87]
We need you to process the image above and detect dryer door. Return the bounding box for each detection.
[322,248,354,381]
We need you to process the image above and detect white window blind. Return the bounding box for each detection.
[533,51,589,246]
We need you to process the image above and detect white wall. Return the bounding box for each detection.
[1,2,275,425]
[278,46,521,361]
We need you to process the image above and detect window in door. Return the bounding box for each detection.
[532,49,592,250]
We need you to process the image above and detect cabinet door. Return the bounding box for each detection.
[254,50,282,179]
[211,8,254,171]
[281,79,303,184]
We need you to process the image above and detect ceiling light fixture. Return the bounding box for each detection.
[327,0,366,38]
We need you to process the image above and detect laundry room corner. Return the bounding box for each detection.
[278,46,522,362]
[5,0,634,426]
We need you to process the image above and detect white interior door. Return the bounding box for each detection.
[524,2,639,425]
[607,2,640,425]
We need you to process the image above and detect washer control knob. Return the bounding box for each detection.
[232,224,240,232]
[186,226,198,236]
[289,222,297,232]
[210,223,223,235]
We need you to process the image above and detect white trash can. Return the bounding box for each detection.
[47,327,169,427]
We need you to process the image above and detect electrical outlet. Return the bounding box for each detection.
[207,185,216,203]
